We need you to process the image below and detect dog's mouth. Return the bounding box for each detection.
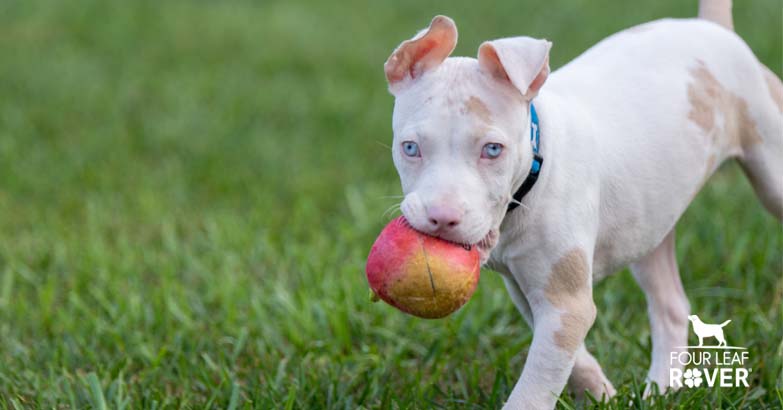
[473,230,499,264]
[400,216,499,264]
[439,229,497,253]
[432,231,497,265]
[474,230,496,250]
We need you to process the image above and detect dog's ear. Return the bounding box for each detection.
[384,15,458,93]
[478,37,552,100]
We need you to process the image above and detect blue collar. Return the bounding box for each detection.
[506,103,544,213]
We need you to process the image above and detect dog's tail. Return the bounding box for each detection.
[719,319,732,327]
[698,0,734,31]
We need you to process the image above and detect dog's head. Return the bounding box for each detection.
[385,16,551,262]
[687,315,699,322]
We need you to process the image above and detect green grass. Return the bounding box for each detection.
[0,0,781,408]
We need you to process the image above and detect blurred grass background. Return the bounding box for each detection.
[0,0,781,408]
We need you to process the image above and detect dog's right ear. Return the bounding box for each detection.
[384,15,458,94]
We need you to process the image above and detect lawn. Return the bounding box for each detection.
[0,0,781,408]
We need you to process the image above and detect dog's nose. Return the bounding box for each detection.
[426,205,462,230]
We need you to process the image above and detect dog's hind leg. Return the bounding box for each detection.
[737,65,783,221]
[699,0,781,220]
[630,229,690,394]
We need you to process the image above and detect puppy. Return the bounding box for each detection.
[688,315,731,347]
[382,0,781,408]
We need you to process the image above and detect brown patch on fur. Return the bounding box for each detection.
[687,60,762,151]
[546,249,596,353]
[546,249,590,300]
[554,312,586,353]
[761,65,783,113]
[462,96,492,123]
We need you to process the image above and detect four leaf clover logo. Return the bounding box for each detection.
[684,368,703,387]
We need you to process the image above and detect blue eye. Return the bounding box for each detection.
[402,141,420,157]
[481,143,503,159]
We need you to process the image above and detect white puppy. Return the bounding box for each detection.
[383,0,781,408]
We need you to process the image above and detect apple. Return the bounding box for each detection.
[366,216,480,319]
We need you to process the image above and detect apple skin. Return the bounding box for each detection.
[366,216,481,319]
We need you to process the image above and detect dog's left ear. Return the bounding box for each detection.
[478,37,552,100]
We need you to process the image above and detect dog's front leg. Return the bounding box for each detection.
[503,248,597,410]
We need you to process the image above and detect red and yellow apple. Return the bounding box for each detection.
[365,216,481,319]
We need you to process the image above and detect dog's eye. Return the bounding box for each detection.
[481,143,503,159]
[402,141,420,157]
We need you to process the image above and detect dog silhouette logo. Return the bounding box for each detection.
[687,314,731,347]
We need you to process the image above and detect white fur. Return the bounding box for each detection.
[385,3,782,409]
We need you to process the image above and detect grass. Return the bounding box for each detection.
[0,0,781,408]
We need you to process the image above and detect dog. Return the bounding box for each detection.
[382,0,781,408]
[688,315,731,347]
